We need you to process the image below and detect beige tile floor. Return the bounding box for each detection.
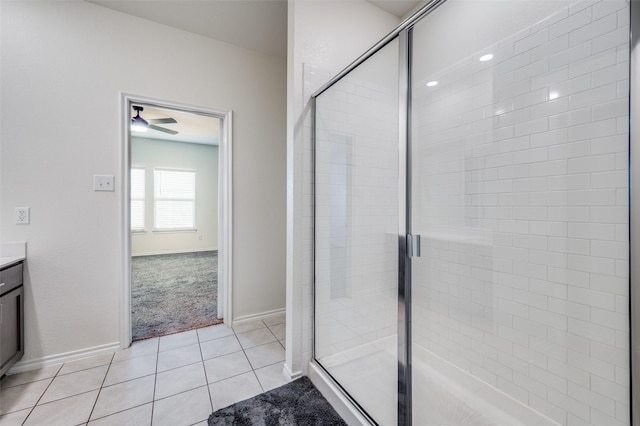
[0,315,288,426]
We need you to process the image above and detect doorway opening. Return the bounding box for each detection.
[121,95,233,346]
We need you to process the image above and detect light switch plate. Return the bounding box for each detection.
[15,207,30,224]
[94,175,115,192]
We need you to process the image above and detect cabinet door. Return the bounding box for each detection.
[0,287,23,369]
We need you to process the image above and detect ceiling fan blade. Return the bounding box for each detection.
[148,124,178,135]
[148,118,177,124]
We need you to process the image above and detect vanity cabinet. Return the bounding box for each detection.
[0,262,24,377]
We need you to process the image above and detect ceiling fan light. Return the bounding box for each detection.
[130,105,178,135]
[131,123,147,133]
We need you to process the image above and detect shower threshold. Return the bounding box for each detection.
[316,336,560,425]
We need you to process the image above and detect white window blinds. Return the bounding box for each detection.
[154,169,196,230]
[131,168,146,231]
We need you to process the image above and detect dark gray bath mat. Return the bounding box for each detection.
[208,376,348,426]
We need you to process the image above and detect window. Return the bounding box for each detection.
[154,169,196,230]
[131,168,146,231]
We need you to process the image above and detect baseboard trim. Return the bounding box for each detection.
[8,342,121,374]
[232,308,285,327]
[131,248,218,257]
[308,361,373,426]
[283,362,303,381]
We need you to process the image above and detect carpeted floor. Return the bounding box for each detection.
[208,377,348,426]
[131,251,222,341]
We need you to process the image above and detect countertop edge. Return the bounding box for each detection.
[0,257,25,269]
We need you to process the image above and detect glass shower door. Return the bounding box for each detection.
[410,1,630,425]
[314,38,400,425]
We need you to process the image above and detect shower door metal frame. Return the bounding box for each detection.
[629,0,640,424]
[310,34,407,425]
[397,28,411,426]
[311,1,446,425]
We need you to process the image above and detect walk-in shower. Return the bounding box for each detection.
[312,0,635,424]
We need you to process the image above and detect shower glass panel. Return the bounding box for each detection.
[411,1,630,425]
[314,38,400,426]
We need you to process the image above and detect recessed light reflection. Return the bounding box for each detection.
[426,81,438,87]
[549,91,559,100]
[479,54,494,62]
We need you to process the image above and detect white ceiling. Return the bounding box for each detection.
[131,104,221,146]
[367,0,426,20]
[88,0,423,59]
[89,0,288,58]
[91,0,423,143]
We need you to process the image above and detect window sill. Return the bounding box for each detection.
[131,229,147,234]
[152,228,198,234]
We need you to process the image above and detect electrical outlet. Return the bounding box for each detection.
[198,235,203,240]
[15,207,30,224]
[94,175,115,192]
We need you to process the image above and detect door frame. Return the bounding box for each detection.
[119,93,233,348]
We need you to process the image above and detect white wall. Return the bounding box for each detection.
[0,0,286,362]
[286,0,400,376]
[131,137,218,256]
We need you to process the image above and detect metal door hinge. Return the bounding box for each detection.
[407,234,421,258]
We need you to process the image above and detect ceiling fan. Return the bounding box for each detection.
[131,105,178,135]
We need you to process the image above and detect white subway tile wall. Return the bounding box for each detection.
[305,1,630,425]
[411,1,629,425]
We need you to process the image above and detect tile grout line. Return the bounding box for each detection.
[150,329,239,423]
[18,363,64,426]
[256,320,288,390]
[205,362,284,387]
[150,337,160,426]
[237,320,287,376]
[264,321,283,343]
[85,342,161,423]
[84,352,116,425]
[262,321,288,388]
[233,322,265,393]
[152,331,218,424]
[6,321,286,425]
[11,355,112,426]
[196,328,216,417]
